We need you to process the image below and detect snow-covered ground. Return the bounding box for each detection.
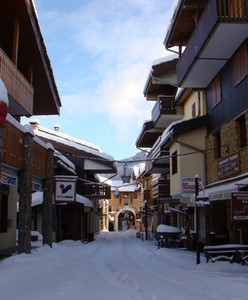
[0,230,247,300]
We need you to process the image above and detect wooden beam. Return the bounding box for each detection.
[12,18,20,66]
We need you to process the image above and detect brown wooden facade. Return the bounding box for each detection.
[0,0,61,254]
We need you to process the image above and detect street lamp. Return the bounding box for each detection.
[195,174,201,265]
[121,164,132,183]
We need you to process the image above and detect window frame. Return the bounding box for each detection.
[233,42,248,86]
[209,76,222,108]
[171,151,178,175]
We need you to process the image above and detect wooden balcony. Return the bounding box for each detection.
[3,120,49,178]
[0,48,33,115]
[83,184,111,200]
[3,120,25,170]
[32,142,48,178]
[151,96,183,128]
[177,0,248,88]
[152,177,170,201]
[145,137,170,175]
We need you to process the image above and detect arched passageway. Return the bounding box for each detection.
[115,208,136,231]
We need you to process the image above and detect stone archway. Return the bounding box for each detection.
[114,207,136,231]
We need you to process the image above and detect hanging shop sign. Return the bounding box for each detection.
[181,177,202,194]
[231,192,248,221]
[54,176,77,202]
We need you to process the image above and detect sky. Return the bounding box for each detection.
[1,230,248,300]
[22,0,177,160]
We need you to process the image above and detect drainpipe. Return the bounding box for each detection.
[197,90,201,116]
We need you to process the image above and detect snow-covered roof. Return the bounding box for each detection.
[6,115,52,151]
[160,118,187,146]
[33,125,113,161]
[76,194,94,208]
[157,224,181,233]
[54,150,76,175]
[107,180,138,192]
[151,54,178,67]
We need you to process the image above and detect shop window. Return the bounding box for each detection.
[214,132,221,159]
[237,114,247,148]
[233,43,248,86]
[209,76,222,108]
[0,195,8,233]
[171,151,178,175]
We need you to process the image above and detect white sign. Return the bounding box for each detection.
[55,179,76,202]
[181,177,202,194]
[0,173,17,185]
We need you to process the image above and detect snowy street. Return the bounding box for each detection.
[0,230,247,300]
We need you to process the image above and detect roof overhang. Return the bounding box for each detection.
[0,0,61,115]
[160,115,208,149]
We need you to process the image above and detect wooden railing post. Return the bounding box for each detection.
[42,145,54,247]
[18,129,34,254]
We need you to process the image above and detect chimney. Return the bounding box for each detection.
[29,119,40,130]
[54,124,60,132]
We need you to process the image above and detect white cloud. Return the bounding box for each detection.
[33,0,176,158]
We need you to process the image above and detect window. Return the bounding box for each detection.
[0,195,8,233]
[229,0,246,17]
[237,114,247,148]
[209,76,221,108]
[192,102,196,117]
[233,43,248,85]
[214,132,221,159]
[171,151,178,175]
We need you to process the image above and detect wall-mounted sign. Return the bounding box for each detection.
[32,181,42,192]
[54,176,77,202]
[231,192,248,221]
[0,173,17,186]
[181,177,202,194]
[219,153,240,178]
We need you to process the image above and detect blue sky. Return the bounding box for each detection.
[25,0,176,160]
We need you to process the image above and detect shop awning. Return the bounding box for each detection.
[199,175,248,201]
[17,192,94,211]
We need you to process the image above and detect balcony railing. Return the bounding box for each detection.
[32,142,48,178]
[83,184,111,199]
[151,96,175,122]
[177,0,248,86]
[3,120,25,169]
[3,120,50,178]
[0,48,33,115]
[152,178,170,200]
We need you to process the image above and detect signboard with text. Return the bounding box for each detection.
[219,153,240,178]
[231,192,248,221]
[181,177,202,194]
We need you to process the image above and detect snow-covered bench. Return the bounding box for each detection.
[156,224,181,249]
[204,244,248,264]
